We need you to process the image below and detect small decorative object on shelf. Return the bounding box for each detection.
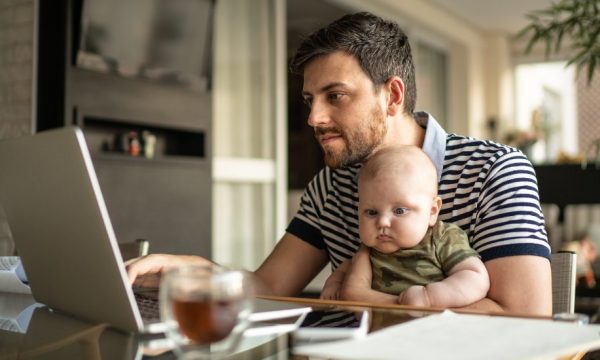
[93,119,203,159]
[128,131,140,157]
[142,130,157,159]
[115,132,130,154]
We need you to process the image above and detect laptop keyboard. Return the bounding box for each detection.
[134,292,160,321]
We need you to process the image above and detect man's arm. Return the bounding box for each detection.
[458,255,552,315]
[126,233,328,296]
[459,150,552,315]
[399,257,489,308]
[341,245,397,304]
[254,232,329,296]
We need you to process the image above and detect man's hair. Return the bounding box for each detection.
[290,12,416,114]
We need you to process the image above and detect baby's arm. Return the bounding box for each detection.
[320,261,350,300]
[397,256,489,308]
[341,245,397,304]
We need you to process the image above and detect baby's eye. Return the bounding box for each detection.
[365,209,378,217]
[393,207,408,216]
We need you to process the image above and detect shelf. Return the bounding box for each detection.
[81,116,206,161]
[91,152,209,166]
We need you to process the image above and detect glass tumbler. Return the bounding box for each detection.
[160,265,254,359]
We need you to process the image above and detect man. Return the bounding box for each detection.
[127,12,551,315]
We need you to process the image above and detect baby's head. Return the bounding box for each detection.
[358,146,441,253]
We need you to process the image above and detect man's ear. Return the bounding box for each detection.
[429,196,442,226]
[384,76,405,116]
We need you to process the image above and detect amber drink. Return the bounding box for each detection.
[160,265,254,358]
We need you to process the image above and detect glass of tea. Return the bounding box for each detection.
[160,265,255,359]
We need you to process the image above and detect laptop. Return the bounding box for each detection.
[0,127,164,333]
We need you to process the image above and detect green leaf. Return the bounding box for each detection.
[545,36,552,58]
[587,56,596,85]
[525,12,540,21]
[524,32,541,54]
[516,24,535,39]
[566,48,589,67]
[555,27,565,52]
[589,27,600,46]
[521,0,600,83]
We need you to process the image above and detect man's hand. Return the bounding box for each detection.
[125,254,213,286]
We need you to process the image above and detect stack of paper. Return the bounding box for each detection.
[0,292,41,333]
[0,257,30,294]
[294,310,600,359]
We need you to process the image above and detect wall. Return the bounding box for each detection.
[0,0,34,138]
[578,67,600,159]
[483,34,514,141]
[0,0,35,255]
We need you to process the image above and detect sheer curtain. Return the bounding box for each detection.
[212,0,286,269]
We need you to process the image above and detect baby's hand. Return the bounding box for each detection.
[320,281,341,300]
[397,285,431,307]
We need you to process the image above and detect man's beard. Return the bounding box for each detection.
[316,106,387,169]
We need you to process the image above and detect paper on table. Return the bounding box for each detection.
[0,292,42,333]
[293,310,600,360]
[0,257,31,294]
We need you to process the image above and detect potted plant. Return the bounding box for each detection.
[518,0,600,84]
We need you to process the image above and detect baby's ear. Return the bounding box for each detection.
[429,196,442,226]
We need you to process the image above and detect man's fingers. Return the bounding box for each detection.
[125,254,165,285]
[125,254,213,285]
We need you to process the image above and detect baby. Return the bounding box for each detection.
[322,146,489,308]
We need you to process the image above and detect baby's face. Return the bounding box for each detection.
[358,173,437,254]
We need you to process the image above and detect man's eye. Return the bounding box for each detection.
[394,207,408,215]
[302,98,312,108]
[365,209,378,217]
[327,93,343,102]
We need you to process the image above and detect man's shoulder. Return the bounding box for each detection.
[445,133,518,155]
[443,134,531,167]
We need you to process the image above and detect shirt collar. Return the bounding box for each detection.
[414,111,446,182]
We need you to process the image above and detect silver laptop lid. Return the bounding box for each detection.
[0,127,144,332]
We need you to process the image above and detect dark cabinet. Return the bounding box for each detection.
[535,164,600,221]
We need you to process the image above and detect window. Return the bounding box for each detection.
[514,62,577,163]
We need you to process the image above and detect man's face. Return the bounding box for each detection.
[302,52,387,168]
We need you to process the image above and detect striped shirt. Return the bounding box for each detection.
[286,113,551,270]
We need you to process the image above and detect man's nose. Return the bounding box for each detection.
[307,100,330,128]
